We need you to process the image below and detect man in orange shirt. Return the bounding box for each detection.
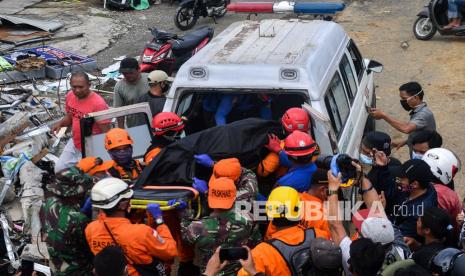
[85,177,177,276]
[237,186,326,276]
[265,168,331,240]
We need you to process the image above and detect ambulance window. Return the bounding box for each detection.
[324,73,350,137]
[348,40,365,81]
[339,54,357,103]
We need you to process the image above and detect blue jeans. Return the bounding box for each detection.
[449,0,465,19]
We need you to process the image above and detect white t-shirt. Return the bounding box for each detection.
[340,236,352,276]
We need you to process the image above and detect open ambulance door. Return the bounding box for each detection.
[302,103,338,155]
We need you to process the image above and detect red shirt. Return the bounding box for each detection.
[65,91,108,150]
[434,183,462,230]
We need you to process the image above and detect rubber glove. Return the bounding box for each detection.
[265,134,281,154]
[80,197,92,218]
[192,177,208,194]
[330,154,342,179]
[167,199,188,210]
[147,203,162,218]
[194,154,214,167]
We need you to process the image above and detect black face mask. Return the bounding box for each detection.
[400,100,412,111]
[161,83,170,94]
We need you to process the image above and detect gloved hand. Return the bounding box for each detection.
[193,177,208,194]
[194,154,214,168]
[265,134,281,154]
[147,203,162,218]
[167,199,188,210]
[80,197,92,218]
[330,154,341,178]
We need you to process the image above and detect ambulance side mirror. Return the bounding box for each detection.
[367,60,383,74]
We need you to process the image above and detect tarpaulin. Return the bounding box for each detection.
[134,118,281,188]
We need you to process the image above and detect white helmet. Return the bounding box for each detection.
[91,178,133,209]
[422,148,461,185]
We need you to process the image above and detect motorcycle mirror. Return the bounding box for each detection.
[367,60,383,74]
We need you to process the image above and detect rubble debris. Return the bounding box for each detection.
[0,111,32,151]
[0,14,64,33]
[19,161,44,241]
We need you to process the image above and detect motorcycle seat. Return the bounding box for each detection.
[171,26,214,55]
[151,28,177,41]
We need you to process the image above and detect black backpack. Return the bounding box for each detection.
[266,228,315,276]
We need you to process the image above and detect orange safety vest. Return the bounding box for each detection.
[107,160,144,181]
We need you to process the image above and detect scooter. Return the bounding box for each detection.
[140,26,214,74]
[414,0,465,40]
[174,0,229,31]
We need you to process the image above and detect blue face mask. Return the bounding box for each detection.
[109,146,133,166]
[359,153,373,166]
[411,151,424,160]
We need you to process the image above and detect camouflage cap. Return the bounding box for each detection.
[47,166,93,198]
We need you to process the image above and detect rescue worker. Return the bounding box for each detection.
[265,169,331,239]
[104,128,144,182]
[40,166,94,275]
[258,107,310,177]
[85,178,177,275]
[274,130,319,192]
[144,112,185,164]
[237,186,326,276]
[194,156,258,205]
[181,177,261,275]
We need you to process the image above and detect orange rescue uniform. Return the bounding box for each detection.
[237,225,327,276]
[85,216,177,276]
[257,141,288,177]
[265,192,330,240]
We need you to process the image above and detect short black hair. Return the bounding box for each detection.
[411,129,442,148]
[399,82,424,100]
[271,217,300,227]
[349,238,385,276]
[420,207,453,240]
[394,264,430,276]
[94,246,127,276]
[70,71,90,83]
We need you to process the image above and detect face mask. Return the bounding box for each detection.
[400,90,423,111]
[411,151,424,160]
[161,82,170,94]
[400,100,412,111]
[359,153,373,166]
[109,147,133,166]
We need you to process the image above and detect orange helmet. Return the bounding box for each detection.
[104,128,133,151]
[284,131,319,157]
[152,112,184,136]
[281,108,310,133]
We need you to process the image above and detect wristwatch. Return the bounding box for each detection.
[155,217,164,226]
[361,185,374,194]
[327,189,339,196]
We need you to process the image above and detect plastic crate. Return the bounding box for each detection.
[3,46,97,80]
[0,68,46,84]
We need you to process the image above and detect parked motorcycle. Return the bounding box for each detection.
[174,0,229,30]
[413,0,465,40]
[140,26,214,74]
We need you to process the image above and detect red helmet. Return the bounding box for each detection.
[281,108,310,133]
[284,131,319,157]
[152,112,184,136]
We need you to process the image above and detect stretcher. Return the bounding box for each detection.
[130,186,202,218]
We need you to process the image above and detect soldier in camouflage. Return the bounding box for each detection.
[39,166,94,275]
[181,177,261,275]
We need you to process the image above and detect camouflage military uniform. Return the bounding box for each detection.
[236,168,258,203]
[181,209,261,275]
[39,167,94,276]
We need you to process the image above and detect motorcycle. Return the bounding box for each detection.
[173,0,229,31]
[140,26,214,74]
[413,0,465,40]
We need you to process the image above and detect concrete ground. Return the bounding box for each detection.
[3,0,465,196]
